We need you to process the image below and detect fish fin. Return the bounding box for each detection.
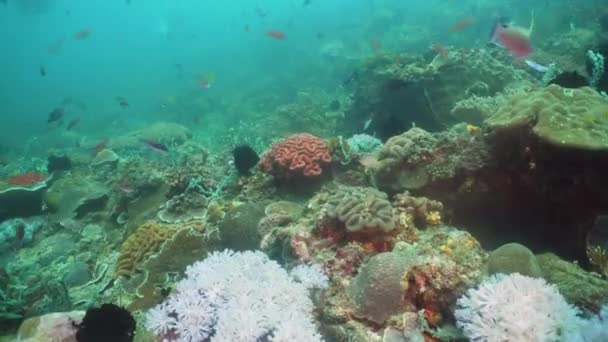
[528,10,535,36]
[489,18,504,44]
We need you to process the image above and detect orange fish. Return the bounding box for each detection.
[450,17,474,32]
[74,29,92,40]
[371,38,381,51]
[266,30,285,40]
[431,43,448,57]
[489,17,533,57]
[94,138,108,154]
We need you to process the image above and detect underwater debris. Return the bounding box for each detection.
[232,144,260,176]
[259,133,332,180]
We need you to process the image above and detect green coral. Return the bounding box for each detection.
[486,243,542,278]
[325,186,395,232]
[486,85,608,151]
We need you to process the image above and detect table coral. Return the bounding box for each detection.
[260,133,332,179]
[486,85,608,151]
[114,222,176,278]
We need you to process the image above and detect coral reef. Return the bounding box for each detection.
[157,191,207,224]
[218,202,265,251]
[16,311,84,342]
[260,133,332,179]
[114,222,176,278]
[44,176,109,220]
[393,191,444,228]
[324,186,395,234]
[486,243,542,278]
[486,85,608,151]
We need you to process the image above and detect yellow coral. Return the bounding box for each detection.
[425,210,442,226]
[114,222,176,278]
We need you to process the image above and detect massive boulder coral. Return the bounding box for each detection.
[259,133,332,179]
[486,85,608,150]
[324,186,395,233]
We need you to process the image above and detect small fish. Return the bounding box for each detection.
[524,60,549,73]
[266,30,285,40]
[255,6,268,17]
[244,24,250,32]
[40,66,46,77]
[363,118,373,131]
[198,73,215,89]
[316,33,325,39]
[141,139,168,153]
[47,108,64,123]
[94,139,108,154]
[489,15,534,57]
[371,38,381,52]
[450,17,474,32]
[431,43,448,57]
[47,39,64,55]
[303,0,312,6]
[115,96,129,108]
[74,29,92,40]
[466,124,481,134]
[66,117,80,130]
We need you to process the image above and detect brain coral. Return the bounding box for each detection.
[325,186,395,233]
[486,85,608,150]
[114,222,175,278]
[260,133,332,179]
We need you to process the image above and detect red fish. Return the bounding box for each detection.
[450,17,474,32]
[371,38,381,52]
[431,43,448,57]
[74,29,92,40]
[94,138,108,154]
[266,30,285,40]
[490,18,533,57]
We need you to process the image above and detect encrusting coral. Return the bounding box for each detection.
[486,85,608,151]
[114,222,175,278]
[393,191,444,228]
[259,133,332,179]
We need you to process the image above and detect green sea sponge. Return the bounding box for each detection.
[486,243,542,278]
[486,85,608,151]
[325,186,395,232]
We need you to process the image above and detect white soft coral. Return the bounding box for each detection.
[455,273,580,342]
[145,250,327,342]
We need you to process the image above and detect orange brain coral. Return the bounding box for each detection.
[260,133,332,178]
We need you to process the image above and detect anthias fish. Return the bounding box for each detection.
[266,30,285,40]
[489,16,534,57]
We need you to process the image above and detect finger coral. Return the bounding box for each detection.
[114,222,176,278]
[325,186,395,233]
[260,133,332,179]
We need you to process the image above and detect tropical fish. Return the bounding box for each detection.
[489,15,534,57]
[141,139,168,153]
[255,6,268,17]
[466,124,481,134]
[74,29,92,40]
[431,43,448,57]
[40,66,46,77]
[47,108,64,123]
[94,139,108,154]
[524,60,549,73]
[303,0,312,6]
[198,73,215,89]
[266,30,285,40]
[371,38,381,52]
[67,117,80,130]
[450,17,474,32]
[233,145,260,176]
[244,24,250,32]
[115,96,129,108]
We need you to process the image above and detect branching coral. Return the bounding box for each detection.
[114,222,175,278]
[260,133,332,179]
[324,186,395,233]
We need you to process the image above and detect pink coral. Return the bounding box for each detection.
[260,133,332,179]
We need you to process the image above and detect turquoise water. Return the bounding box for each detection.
[1,1,608,341]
